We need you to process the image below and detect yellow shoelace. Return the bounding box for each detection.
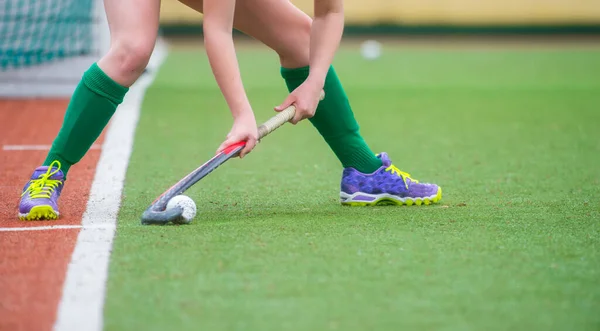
[385,164,418,189]
[22,160,62,199]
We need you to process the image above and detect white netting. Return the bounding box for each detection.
[0,0,109,97]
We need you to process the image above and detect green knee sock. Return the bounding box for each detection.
[44,63,128,177]
[281,66,382,173]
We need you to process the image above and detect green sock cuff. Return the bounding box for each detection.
[83,63,129,105]
[43,153,73,178]
[280,66,310,80]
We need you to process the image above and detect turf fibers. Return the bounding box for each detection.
[104,43,600,331]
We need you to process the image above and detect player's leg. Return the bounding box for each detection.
[18,0,161,220]
[179,0,441,206]
[178,0,380,170]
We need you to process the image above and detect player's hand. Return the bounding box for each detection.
[274,79,324,125]
[217,113,259,158]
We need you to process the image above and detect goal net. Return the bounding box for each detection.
[0,0,109,97]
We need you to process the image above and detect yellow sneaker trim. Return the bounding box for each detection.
[341,187,442,207]
[19,205,59,221]
[385,164,419,189]
[22,160,62,199]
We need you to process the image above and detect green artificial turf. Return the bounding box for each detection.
[104,43,600,331]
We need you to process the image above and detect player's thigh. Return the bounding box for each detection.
[178,0,311,67]
[104,0,160,51]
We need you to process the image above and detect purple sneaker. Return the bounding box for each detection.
[340,153,442,206]
[18,161,65,220]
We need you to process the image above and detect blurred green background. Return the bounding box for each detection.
[159,0,600,34]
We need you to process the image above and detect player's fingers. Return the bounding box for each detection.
[290,112,303,125]
[216,136,238,154]
[290,103,308,124]
[306,105,317,119]
[239,138,257,158]
[216,143,227,154]
[275,95,296,112]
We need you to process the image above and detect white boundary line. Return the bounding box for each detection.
[0,224,115,232]
[52,39,168,331]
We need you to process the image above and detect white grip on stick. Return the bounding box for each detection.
[257,106,295,139]
[257,91,325,139]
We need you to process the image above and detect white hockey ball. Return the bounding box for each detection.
[166,195,197,224]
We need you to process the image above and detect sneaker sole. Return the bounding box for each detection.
[340,187,442,206]
[18,205,59,221]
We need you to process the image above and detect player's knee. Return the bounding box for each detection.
[277,17,311,68]
[108,40,154,78]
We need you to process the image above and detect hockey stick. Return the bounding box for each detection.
[140,93,323,225]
